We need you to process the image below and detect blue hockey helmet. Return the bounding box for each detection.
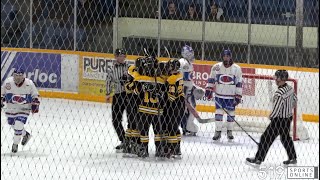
[222,49,233,66]
[13,68,25,84]
[13,68,25,75]
[222,49,232,57]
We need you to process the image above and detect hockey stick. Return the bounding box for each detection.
[143,48,150,57]
[185,100,215,124]
[164,46,171,58]
[213,99,259,145]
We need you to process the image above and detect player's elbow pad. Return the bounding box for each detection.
[31,98,40,113]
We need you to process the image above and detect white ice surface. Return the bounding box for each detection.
[1,98,319,180]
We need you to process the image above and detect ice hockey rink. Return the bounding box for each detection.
[1,98,319,180]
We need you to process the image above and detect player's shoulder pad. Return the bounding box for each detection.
[132,71,140,79]
[212,62,223,71]
[232,63,241,70]
[167,73,183,84]
[128,65,136,76]
[24,78,36,86]
[5,77,14,83]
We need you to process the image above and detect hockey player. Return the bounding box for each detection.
[205,49,243,141]
[1,68,40,153]
[123,58,142,156]
[179,45,201,136]
[133,56,167,158]
[164,59,185,159]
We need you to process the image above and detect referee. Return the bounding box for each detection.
[246,70,297,166]
[106,48,130,152]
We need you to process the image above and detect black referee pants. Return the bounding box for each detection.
[112,92,127,142]
[255,117,297,161]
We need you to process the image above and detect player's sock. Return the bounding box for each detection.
[13,130,23,145]
[123,129,132,154]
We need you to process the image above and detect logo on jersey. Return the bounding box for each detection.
[5,83,11,90]
[213,65,220,71]
[11,95,27,104]
[218,75,235,85]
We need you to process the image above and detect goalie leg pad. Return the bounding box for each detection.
[185,96,199,133]
[186,111,199,133]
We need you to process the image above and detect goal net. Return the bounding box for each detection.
[231,74,309,140]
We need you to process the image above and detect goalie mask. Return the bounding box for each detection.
[222,49,233,67]
[181,45,195,62]
[13,68,25,85]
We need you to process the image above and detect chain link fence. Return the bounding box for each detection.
[1,0,319,180]
[1,0,319,67]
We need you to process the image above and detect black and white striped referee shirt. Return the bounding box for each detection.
[269,83,297,119]
[106,61,129,95]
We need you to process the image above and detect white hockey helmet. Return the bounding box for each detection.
[181,45,195,62]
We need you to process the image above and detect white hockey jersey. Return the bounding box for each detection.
[206,62,243,99]
[1,77,39,118]
[179,58,194,95]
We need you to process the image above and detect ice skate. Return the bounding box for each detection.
[21,131,31,146]
[11,144,18,153]
[227,130,234,142]
[115,142,125,153]
[212,131,221,141]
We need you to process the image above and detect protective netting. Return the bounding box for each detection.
[1,0,319,180]
[1,0,319,67]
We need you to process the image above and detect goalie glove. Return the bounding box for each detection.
[193,86,205,100]
[31,98,40,113]
[234,95,242,106]
[205,87,214,100]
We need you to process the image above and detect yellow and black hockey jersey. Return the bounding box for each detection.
[133,75,166,115]
[165,73,185,116]
[125,65,139,94]
[166,73,185,102]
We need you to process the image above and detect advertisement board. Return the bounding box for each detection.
[1,51,61,89]
[78,55,135,96]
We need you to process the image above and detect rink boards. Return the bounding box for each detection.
[1,48,319,123]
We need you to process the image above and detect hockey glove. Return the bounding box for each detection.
[205,87,214,100]
[234,95,242,106]
[31,98,40,113]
